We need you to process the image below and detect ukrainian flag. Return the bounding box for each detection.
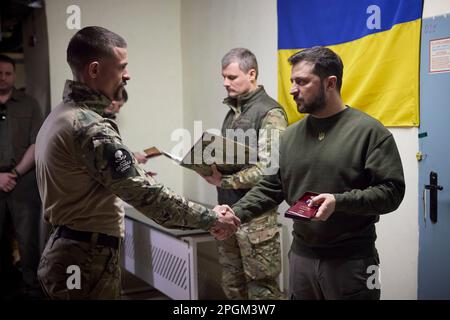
[278,0,423,126]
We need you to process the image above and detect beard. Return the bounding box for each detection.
[102,112,117,120]
[113,85,125,101]
[296,84,326,114]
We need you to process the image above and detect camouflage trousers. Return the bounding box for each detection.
[37,229,121,300]
[217,210,286,300]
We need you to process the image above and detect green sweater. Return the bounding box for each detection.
[232,107,405,259]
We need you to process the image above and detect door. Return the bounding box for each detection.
[418,15,450,299]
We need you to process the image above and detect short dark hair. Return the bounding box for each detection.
[222,48,259,79]
[288,46,343,92]
[0,54,16,70]
[67,26,127,74]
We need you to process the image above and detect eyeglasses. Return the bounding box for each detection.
[0,104,6,121]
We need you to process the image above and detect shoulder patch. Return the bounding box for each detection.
[109,148,134,179]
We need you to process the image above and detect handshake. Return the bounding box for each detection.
[209,205,240,241]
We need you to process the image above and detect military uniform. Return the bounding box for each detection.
[35,81,219,299]
[217,86,287,300]
[0,88,43,298]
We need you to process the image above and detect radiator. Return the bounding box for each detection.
[122,218,191,299]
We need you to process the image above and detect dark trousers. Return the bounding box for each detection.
[0,171,42,297]
[288,250,381,300]
[0,214,22,298]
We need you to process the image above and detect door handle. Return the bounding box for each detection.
[424,185,443,191]
[424,171,444,224]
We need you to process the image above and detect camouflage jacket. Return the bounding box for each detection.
[220,87,288,189]
[35,80,218,237]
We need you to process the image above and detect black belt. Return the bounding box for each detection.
[56,225,120,250]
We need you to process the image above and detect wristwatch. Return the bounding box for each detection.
[11,168,21,178]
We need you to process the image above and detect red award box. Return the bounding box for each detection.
[285,192,319,220]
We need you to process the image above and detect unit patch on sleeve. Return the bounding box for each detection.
[109,148,134,179]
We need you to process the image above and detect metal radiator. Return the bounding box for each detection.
[122,219,191,299]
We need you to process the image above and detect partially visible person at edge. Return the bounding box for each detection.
[200,48,287,300]
[103,88,149,166]
[0,54,44,299]
[216,46,405,300]
[35,26,240,300]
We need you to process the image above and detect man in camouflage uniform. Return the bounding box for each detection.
[34,26,239,300]
[201,48,287,300]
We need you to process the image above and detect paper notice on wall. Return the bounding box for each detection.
[430,37,450,73]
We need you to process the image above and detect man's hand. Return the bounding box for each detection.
[145,171,157,177]
[0,172,17,192]
[309,193,336,221]
[134,152,149,164]
[209,205,240,240]
[200,164,222,187]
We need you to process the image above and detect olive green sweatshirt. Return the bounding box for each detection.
[232,107,405,259]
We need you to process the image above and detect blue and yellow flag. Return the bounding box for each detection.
[278,0,423,126]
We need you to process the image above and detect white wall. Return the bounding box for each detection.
[45,0,184,194]
[423,0,450,18]
[376,129,418,299]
